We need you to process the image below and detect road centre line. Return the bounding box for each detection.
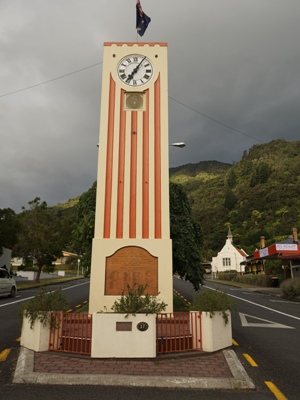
[0,281,89,308]
[265,381,288,400]
[204,285,300,322]
[243,353,258,367]
[0,348,11,361]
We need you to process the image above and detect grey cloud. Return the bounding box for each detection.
[1,0,300,211]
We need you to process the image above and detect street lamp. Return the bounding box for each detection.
[169,142,186,148]
[77,259,80,276]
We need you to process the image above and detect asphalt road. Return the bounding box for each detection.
[1,277,299,399]
[0,279,90,384]
[174,276,300,400]
[0,384,272,400]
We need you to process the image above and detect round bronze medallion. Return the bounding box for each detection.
[137,322,149,332]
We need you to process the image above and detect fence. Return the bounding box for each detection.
[156,312,202,354]
[48,312,92,355]
[48,311,202,356]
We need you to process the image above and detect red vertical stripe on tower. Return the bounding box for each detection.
[116,90,126,238]
[142,90,150,238]
[154,76,162,238]
[103,75,116,238]
[129,111,138,238]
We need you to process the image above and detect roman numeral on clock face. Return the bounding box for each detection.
[117,54,153,86]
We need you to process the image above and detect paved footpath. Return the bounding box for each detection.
[14,347,255,390]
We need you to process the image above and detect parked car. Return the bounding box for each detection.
[0,268,17,297]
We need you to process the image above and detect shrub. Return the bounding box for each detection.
[232,274,272,287]
[218,272,237,281]
[255,274,273,287]
[111,284,167,315]
[173,293,189,311]
[19,287,69,328]
[42,264,55,273]
[281,278,300,299]
[190,289,237,325]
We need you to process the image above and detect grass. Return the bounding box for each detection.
[205,278,259,289]
[76,303,89,313]
[16,275,84,290]
[173,292,189,311]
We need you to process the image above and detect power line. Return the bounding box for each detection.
[169,95,264,144]
[0,62,264,144]
[0,62,103,98]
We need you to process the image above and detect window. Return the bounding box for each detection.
[222,258,231,267]
[0,269,9,278]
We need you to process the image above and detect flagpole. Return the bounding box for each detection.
[136,1,138,42]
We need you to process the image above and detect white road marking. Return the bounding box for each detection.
[0,280,89,308]
[241,292,261,295]
[270,299,298,304]
[204,284,300,322]
[239,313,295,329]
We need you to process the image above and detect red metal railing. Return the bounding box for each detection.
[49,312,92,355]
[49,311,201,356]
[156,312,202,354]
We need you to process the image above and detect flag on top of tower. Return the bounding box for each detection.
[136,1,151,37]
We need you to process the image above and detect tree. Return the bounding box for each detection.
[250,162,272,187]
[16,198,62,282]
[169,182,204,291]
[72,181,204,289]
[224,186,237,210]
[227,169,237,189]
[72,182,97,275]
[0,208,19,255]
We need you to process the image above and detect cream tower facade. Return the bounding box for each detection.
[89,42,173,313]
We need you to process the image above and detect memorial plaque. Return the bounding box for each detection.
[105,246,158,295]
[116,322,132,331]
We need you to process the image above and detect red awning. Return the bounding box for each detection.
[253,243,300,260]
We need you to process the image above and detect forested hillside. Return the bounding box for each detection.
[170,139,300,260]
[53,139,300,262]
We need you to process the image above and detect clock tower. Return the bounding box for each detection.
[89,42,173,313]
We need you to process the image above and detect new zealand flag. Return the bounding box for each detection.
[136,1,151,37]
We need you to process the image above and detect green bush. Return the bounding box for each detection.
[42,264,55,273]
[111,284,167,315]
[218,272,237,281]
[255,274,273,287]
[281,278,300,299]
[190,289,237,325]
[19,287,69,328]
[232,274,272,287]
[173,293,189,311]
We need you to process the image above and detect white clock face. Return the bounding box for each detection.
[117,54,153,87]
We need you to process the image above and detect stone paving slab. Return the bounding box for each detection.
[34,350,232,377]
[13,347,255,390]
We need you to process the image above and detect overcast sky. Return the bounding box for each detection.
[1,0,300,212]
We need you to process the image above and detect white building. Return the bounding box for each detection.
[0,247,12,273]
[211,228,248,276]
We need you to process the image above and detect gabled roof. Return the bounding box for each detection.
[235,247,247,257]
[276,236,299,245]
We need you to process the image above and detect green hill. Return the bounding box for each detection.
[170,139,300,260]
[54,139,300,261]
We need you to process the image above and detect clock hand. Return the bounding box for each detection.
[126,56,146,82]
